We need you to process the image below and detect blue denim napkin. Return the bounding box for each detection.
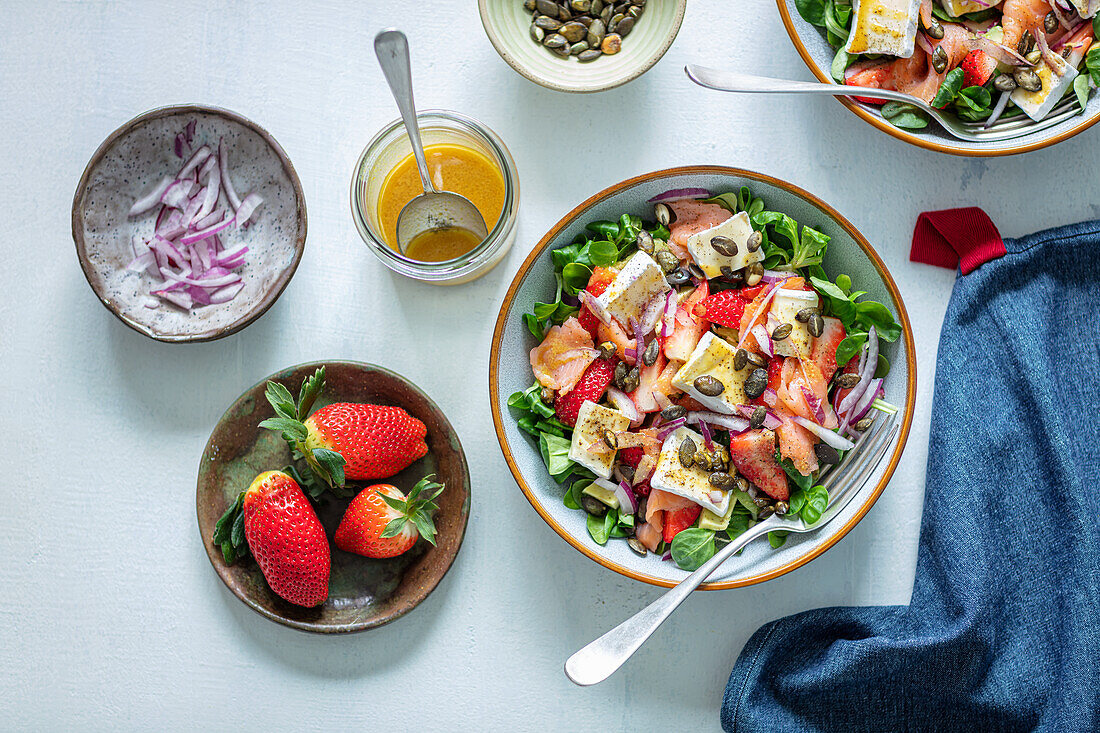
[721,220,1100,732]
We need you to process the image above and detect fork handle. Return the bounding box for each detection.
[564,518,776,686]
[684,64,924,107]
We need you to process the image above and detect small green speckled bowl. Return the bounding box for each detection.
[479,0,687,93]
[197,361,470,633]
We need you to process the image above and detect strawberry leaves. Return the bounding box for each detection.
[379,475,446,546]
[258,366,351,499]
[213,492,249,564]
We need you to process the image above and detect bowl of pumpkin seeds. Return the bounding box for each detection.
[479,0,687,93]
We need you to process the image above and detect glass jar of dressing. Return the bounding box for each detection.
[351,110,519,285]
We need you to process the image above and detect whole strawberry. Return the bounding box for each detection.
[335,475,445,559]
[304,403,428,481]
[258,367,428,497]
[213,470,330,608]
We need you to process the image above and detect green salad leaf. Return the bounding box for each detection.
[587,509,618,545]
[788,484,830,525]
[671,528,716,571]
[931,68,964,109]
[1074,74,1091,113]
[809,274,901,367]
[882,102,930,130]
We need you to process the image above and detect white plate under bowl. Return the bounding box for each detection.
[490,166,916,589]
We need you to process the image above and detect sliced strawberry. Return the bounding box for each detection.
[619,446,644,468]
[728,429,789,501]
[739,283,769,301]
[960,49,997,88]
[577,306,601,341]
[663,504,703,544]
[554,358,616,426]
[698,290,747,328]
[845,63,892,105]
[586,266,616,297]
[809,316,846,382]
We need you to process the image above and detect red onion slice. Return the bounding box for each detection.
[751,324,774,358]
[161,180,191,210]
[179,214,235,246]
[638,293,667,336]
[209,282,244,304]
[735,404,782,430]
[801,386,826,424]
[838,326,878,417]
[661,291,677,339]
[176,145,211,180]
[579,290,613,327]
[129,177,174,217]
[790,416,856,451]
[647,187,711,204]
[1035,29,1066,73]
[219,138,242,210]
[762,387,778,407]
[970,35,1030,66]
[686,411,749,433]
[235,193,263,227]
[656,417,687,441]
[607,387,642,424]
[195,162,221,221]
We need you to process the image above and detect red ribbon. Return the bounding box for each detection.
[910,207,1006,275]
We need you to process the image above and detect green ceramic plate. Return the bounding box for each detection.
[197,361,470,633]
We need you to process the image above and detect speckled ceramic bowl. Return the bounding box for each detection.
[197,361,471,633]
[777,0,1100,156]
[490,166,916,589]
[72,105,306,342]
[479,0,686,93]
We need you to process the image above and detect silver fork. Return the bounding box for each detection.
[684,65,1079,143]
[564,412,900,686]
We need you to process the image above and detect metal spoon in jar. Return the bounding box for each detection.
[374,29,488,255]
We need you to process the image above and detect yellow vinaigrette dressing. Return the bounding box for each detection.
[377,143,505,262]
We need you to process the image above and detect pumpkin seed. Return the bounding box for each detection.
[753,496,772,508]
[720,265,736,280]
[597,341,616,360]
[1044,11,1058,34]
[608,12,625,31]
[601,32,622,54]
[749,405,766,429]
[601,4,612,23]
[745,351,767,368]
[678,436,697,468]
[808,313,825,338]
[661,404,686,421]
[1025,49,1041,66]
[586,18,606,45]
[536,15,563,30]
[627,537,647,556]
[694,375,725,397]
[666,268,690,286]
[733,348,748,371]
[622,365,640,393]
[655,249,679,273]
[854,416,874,432]
[735,477,749,493]
[1014,69,1042,92]
[1018,30,1034,56]
[746,230,762,252]
[541,386,555,403]
[616,15,635,36]
[602,429,618,451]
[834,372,861,389]
[591,0,604,13]
[771,323,793,341]
[550,44,570,57]
[745,261,764,286]
[581,494,608,516]
[931,45,948,73]
[570,40,589,55]
[560,20,587,42]
[774,500,789,516]
[578,48,603,61]
[814,442,840,465]
[687,262,706,280]
[925,19,944,39]
[636,229,654,254]
[525,0,537,10]
[642,339,660,366]
[709,472,734,490]
[795,307,815,323]
[571,0,592,11]
[654,202,671,226]
[744,368,768,399]
[543,32,567,48]
[758,505,775,520]
[620,464,634,482]
[614,360,628,389]
[530,23,545,42]
[535,0,559,16]
[710,235,738,257]
[712,325,739,341]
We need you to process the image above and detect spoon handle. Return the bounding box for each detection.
[375,29,436,194]
[684,64,928,108]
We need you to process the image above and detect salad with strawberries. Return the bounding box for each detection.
[796,0,1100,129]
[213,367,445,608]
[509,186,901,571]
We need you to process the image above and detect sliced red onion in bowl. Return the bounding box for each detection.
[179,213,235,246]
[218,138,243,210]
[647,187,711,204]
[129,177,174,217]
[209,282,244,304]
[838,326,877,417]
[177,145,211,180]
[235,192,264,227]
[790,416,856,451]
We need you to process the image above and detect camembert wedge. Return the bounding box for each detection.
[845,0,921,58]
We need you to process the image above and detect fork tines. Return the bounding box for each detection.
[819,412,899,511]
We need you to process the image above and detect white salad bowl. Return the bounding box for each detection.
[777,0,1100,156]
[490,166,917,589]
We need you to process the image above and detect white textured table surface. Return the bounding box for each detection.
[3,2,1097,730]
